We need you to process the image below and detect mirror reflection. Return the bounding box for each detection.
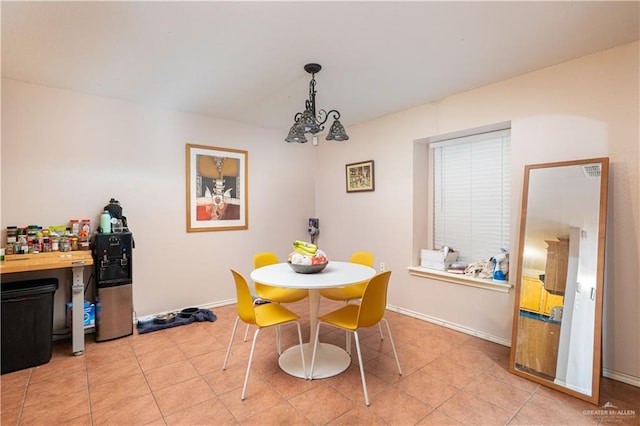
[510,158,608,404]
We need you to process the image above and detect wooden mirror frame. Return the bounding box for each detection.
[509,157,609,404]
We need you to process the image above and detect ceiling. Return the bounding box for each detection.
[2,1,638,133]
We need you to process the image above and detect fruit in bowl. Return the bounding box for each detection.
[287,240,328,273]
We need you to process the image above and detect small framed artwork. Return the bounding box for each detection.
[346,160,375,193]
[186,144,248,232]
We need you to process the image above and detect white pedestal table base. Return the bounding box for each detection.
[278,342,351,379]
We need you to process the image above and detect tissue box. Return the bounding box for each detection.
[66,301,95,329]
[421,249,459,271]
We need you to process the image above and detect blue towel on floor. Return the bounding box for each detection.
[136,309,217,334]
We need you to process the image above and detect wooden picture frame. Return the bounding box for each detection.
[346,160,375,193]
[186,144,248,232]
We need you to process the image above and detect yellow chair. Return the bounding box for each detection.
[253,252,308,304]
[223,269,306,400]
[309,271,402,406]
[319,251,373,301]
[244,252,309,349]
[320,251,382,351]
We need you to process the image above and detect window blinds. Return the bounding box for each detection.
[432,129,510,264]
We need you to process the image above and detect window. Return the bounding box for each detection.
[430,127,511,264]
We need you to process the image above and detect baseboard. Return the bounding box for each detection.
[386,304,512,347]
[135,299,235,323]
[603,368,640,388]
[200,299,236,310]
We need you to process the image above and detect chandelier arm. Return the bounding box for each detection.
[308,77,317,115]
[324,109,341,121]
[316,109,341,126]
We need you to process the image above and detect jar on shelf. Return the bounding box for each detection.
[79,236,90,250]
[17,228,27,254]
[81,219,91,235]
[51,235,60,251]
[69,219,80,236]
[6,226,18,245]
[59,236,70,252]
[27,225,37,249]
[71,237,78,251]
[36,235,44,253]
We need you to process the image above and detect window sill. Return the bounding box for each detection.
[407,266,512,293]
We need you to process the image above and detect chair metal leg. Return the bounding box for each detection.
[353,331,370,406]
[243,323,250,342]
[378,323,384,340]
[223,317,240,370]
[382,318,402,375]
[241,327,261,400]
[308,322,322,380]
[276,325,282,355]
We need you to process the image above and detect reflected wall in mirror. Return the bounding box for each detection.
[509,157,609,404]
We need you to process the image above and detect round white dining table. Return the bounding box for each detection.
[250,261,376,379]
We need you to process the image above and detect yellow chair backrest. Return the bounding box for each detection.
[350,251,374,267]
[230,269,257,325]
[254,252,279,269]
[357,271,391,328]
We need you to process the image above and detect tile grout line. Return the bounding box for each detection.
[83,351,94,426]
[17,368,33,425]
[504,387,538,425]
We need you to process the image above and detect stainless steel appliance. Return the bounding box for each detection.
[93,232,133,342]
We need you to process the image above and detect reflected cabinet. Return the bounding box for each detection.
[543,237,569,294]
[509,158,609,405]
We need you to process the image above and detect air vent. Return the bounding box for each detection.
[582,163,601,178]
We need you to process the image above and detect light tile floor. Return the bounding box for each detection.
[1,298,638,425]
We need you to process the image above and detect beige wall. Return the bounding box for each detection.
[315,42,639,383]
[1,42,637,383]
[1,80,317,319]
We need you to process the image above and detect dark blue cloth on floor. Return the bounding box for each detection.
[137,309,217,334]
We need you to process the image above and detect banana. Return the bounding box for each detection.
[293,240,317,251]
[294,246,316,256]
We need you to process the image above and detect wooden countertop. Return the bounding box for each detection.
[1,251,93,275]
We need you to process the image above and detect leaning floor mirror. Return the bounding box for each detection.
[509,157,609,404]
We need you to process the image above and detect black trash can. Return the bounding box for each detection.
[1,278,59,374]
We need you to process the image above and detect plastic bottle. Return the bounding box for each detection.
[492,253,508,282]
[100,211,111,234]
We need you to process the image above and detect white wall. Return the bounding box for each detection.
[315,42,639,381]
[1,80,316,322]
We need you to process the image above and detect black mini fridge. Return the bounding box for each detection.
[92,232,133,342]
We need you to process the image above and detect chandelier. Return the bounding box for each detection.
[285,63,349,145]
